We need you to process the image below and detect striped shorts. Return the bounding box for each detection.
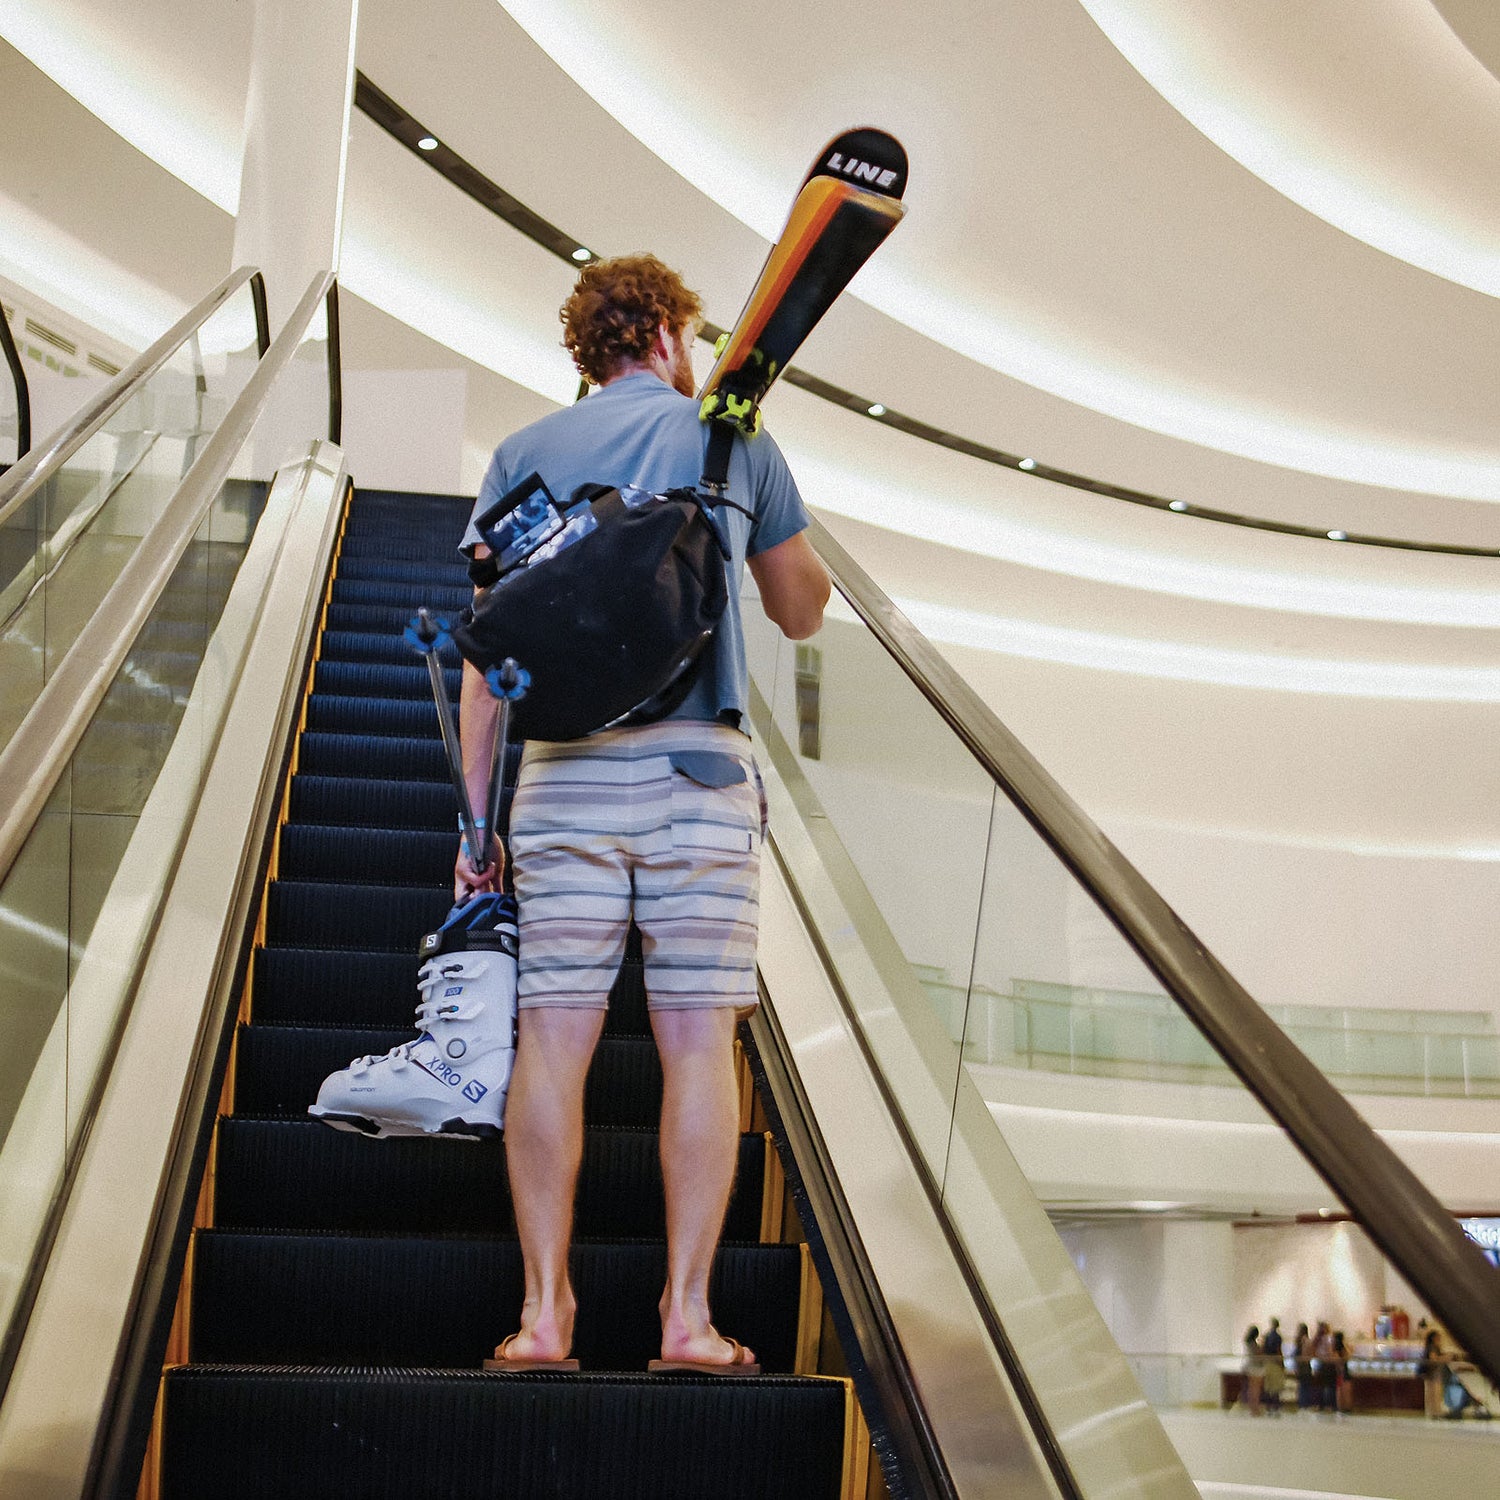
[509,720,766,1011]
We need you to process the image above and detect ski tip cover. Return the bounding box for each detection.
[806,128,908,201]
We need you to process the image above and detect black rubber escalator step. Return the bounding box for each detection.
[264,880,453,952]
[304,692,441,738]
[190,1233,800,1372]
[354,487,474,508]
[161,1367,846,1500]
[323,603,466,640]
[251,946,650,1035]
[313,659,459,701]
[296,731,455,783]
[320,630,461,669]
[235,1026,662,1128]
[337,531,467,558]
[213,1120,764,1240]
[330,578,472,612]
[287,775,456,829]
[334,557,469,585]
[276,825,456,887]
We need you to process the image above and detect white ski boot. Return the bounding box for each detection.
[309,894,518,1141]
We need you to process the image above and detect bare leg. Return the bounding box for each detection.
[498,1006,606,1361]
[652,1006,755,1366]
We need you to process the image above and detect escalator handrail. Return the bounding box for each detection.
[0,267,269,528]
[0,297,31,461]
[804,512,1500,1386]
[0,271,335,897]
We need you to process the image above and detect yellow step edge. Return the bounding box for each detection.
[795,1241,825,1374]
[758,1131,787,1243]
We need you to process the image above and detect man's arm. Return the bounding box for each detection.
[747,531,829,640]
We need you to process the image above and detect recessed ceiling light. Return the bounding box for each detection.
[417,135,438,151]
[1327,529,1348,540]
[572,247,592,262]
[1169,500,1189,512]
[867,403,886,416]
[1018,457,1036,470]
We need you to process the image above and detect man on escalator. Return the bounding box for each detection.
[455,254,829,1372]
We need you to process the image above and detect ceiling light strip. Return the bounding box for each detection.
[352,73,1498,562]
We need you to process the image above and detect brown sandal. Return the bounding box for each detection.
[484,1333,580,1372]
[648,1337,760,1375]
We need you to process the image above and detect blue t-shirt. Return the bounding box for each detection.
[461,372,809,725]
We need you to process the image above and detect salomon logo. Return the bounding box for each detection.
[462,1080,488,1104]
[825,152,898,190]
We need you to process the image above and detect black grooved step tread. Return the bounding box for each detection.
[304,692,442,738]
[296,730,457,783]
[213,1119,764,1239]
[337,532,467,558]
[276,824,456,886]
[313,659,460,701]
[235,1027,663,1129]
[323,602,469,639]
[288,774,457,830]
[251,946,649,1034]
[334,557,470,585]
[330,578,472,611]
[161,1368,845,1500]
[320,630,461,669]
[264,880,453,952]
[190,1233,800,1372]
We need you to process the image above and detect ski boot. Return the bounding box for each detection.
[309,894,519,1140]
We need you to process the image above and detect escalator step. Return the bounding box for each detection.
[323,603,466,640]
[276,825,456,886]
[250,947,650,1035]
[296,731,456,783]
[305,692,442,738]
[313,658,460,701]
[337,531,465,558]
[212,1120,764,1240]
[265,880,453,952]
[320,630,462,669]
[334,557,470,586]
[161,1367,845,1500]
[189,1233,800,1372]
[235,1027,663,1129]
[287,774,456,829]
[329,578,472,612]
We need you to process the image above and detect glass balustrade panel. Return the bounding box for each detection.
[0,281,262,754]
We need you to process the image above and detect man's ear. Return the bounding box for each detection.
[653,322,674,361]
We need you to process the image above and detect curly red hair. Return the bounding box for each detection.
[561,254,703,385]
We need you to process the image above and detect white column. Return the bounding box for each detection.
[232,0,359,335]
[1163,1219,1235,1355]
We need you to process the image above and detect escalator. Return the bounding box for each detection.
[0,273,1497,1500]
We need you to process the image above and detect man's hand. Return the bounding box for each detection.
[454,831,507,900]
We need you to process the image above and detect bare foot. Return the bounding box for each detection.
[493,1301,574,1363]
[658,1323,756,1368]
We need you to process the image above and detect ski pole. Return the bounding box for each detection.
[405,609,488,873]
[482,658,530,860]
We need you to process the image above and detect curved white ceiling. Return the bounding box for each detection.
[1072,0,1500,298]
[499,0,1500,501]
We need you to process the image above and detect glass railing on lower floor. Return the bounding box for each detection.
[913,972,1500,1098]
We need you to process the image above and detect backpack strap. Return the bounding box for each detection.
[698,417,738,499]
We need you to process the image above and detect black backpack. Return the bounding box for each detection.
[452,423,749,742]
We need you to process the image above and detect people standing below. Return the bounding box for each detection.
[1313,1321,1338,1412]
[1262,1316,1286,1414]
[1331,1330,1351,1413]
[1242,1324,1265,1415]
[1420,1328,1447,1419]
[1293,1321,1314,1410]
